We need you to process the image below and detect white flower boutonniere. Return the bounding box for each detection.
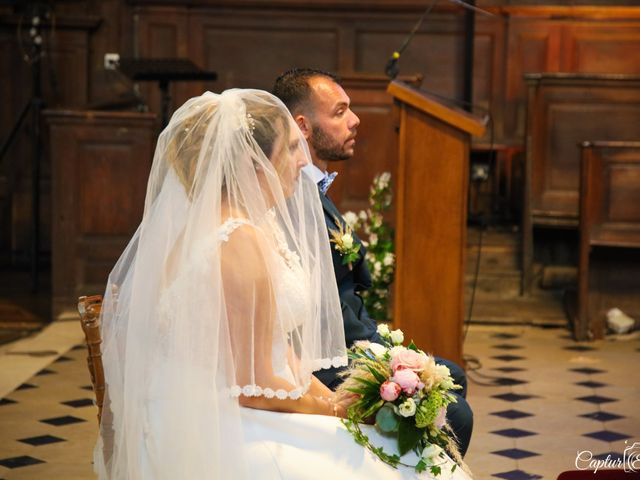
[329,216,360,270]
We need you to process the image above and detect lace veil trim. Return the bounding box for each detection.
[227,356,348,400]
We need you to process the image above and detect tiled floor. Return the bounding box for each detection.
[0,322,638,479]
[463,325,640,479]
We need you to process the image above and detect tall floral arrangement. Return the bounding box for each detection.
[343,172,395,321]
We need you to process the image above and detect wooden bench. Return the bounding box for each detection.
[574,141,640,340]
[522,74,640,293]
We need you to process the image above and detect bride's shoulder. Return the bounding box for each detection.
[219,215,271,275]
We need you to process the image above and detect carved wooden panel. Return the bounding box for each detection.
[46,110,156,317]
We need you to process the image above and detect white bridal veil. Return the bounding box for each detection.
[95,89,347,479]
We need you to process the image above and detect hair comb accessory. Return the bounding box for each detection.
[246,113,256,134]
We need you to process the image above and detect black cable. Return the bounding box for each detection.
[463,112,495,345]
[463,353,509,386]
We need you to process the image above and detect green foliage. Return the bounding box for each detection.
[398,417,424,456]
[343,172,395,321]
[375,404,400,433]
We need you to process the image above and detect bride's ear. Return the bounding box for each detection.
[294,114,311,140]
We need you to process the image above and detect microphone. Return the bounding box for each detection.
[384,0,494,80]
[384,51,401,79]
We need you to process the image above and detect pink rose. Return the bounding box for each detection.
[390,348,428,373]
[434,406,447,429]
[379,381,402,402]
[391,369,424,395]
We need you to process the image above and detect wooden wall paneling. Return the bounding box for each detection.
[188,9,340,93]
[354,13,466,101]
[562,22,640,74]
[46,110,156,318]
[43,28,92,108]
[473,14,506,143]
[527,75,640,223]
[134,7,190,122]
[504,18,559,139]
[0,15,98,265]
[522,74,640,293]
[0,26,30,262]
[87,0,135,105]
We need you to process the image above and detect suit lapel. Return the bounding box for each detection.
[319,193,343,230]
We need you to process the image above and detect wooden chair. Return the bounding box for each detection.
[574,141,640,340]
[77,294,105,424]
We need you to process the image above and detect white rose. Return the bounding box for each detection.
[383,253,394,266]
[358,210,368,221]
[341,233,354,249]
[434,364,455,389]
[421,443,443,460]
[398,398,416,417]
[374,261,382,274]
[390,329,404,345]
[377,323,390,336]
[369,233,378,246]
[343,211,358,229]
[367,342,387,358]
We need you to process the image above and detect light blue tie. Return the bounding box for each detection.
[318,171,338,195]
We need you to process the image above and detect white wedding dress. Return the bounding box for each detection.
[141,216,470,479]
[222,218,472,480]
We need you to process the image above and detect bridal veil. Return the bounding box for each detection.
[95,89,347,479]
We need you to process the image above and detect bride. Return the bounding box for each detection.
[95,89,471,479]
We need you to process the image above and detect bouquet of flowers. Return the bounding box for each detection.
[336,324,466,476]
[343,172,395,321]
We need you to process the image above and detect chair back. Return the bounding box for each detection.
[77,294,105,424]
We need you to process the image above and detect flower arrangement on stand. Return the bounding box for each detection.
[336,324,468,477]
[343,172,395,321]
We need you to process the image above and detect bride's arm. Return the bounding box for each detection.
[221,225,345,418]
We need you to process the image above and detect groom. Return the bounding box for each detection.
[273,68,473,456]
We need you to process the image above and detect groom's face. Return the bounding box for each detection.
[306,77,360,162]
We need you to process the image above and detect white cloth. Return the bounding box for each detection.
[240,408,471,479]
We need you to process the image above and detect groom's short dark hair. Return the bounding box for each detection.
[273,68,341,116]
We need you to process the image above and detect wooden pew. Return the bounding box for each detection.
[522,74,640,293]
[574,141,640,340]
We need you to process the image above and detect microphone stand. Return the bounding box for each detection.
[384,0,493,80]
[0,8,48,292]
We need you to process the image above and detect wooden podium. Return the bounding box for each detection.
[387,81,486,365]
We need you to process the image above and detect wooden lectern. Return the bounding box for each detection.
[387,81,486,365]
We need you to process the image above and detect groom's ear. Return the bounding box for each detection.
[294,114,311,139]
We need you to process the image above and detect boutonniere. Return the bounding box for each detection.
[329,216,360,270]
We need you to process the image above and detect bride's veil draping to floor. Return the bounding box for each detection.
[94,89,347,479]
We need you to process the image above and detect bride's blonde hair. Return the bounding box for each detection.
[165,98,291,197]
